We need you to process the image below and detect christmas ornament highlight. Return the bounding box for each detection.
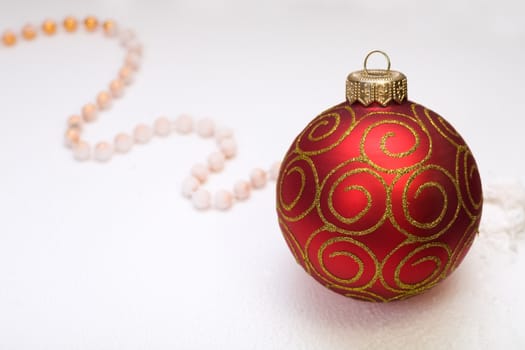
[276,51,483,302]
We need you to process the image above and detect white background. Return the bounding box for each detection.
[0,0,524,349]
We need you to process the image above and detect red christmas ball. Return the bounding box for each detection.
[276,53,482,302]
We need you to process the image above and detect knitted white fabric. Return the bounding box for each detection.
[479,179,525,253]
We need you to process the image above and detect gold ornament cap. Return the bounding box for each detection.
[346,50,408,107]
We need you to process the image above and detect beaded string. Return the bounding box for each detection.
[1,16,281,211]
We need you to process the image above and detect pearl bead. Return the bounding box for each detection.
[42,19,57,35]
[218,137,237,159]
[63,16,78,33]
[84,16,99,32]
[125,52,141,71]
[154,117,171,137]
[192,189,211,210]
[119,66,134,85]
[119,29,136,47]
[133,124,153,144]
[114,133,133,153]
[2,31,16,46]
[102,20,117,37]
[67,115,83,129]
[250,168,267,189]
[181,176,200,198]
[94,142,113,162]
[215,127,233,141]
[64,128,80,148]
[269,161,281,181]
[208,152,226,172]
[214,190,234,211]
[119,29,142,54]
[233,180,251,201]
[196,118,215,138]
[109,79,124,98]
[21,25,37,40]
[129,44,143,56]
[173,114,193,134]
[191,163,209,183]
[81,103,97,123]
[96,91,112,110]
[73,141,90,161]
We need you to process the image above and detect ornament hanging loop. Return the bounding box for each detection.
[364,50,391,75]
[346,50,407,106]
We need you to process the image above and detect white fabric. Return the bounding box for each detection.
[480,180,525,252]
[1,1,525,348]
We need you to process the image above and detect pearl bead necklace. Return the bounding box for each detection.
[2,16,281,211]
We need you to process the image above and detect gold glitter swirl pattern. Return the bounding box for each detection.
[295,106,356,156]
[390,164,461,241]
[277,154,319,222]
[381,242,452,294]
[456,148,483,218]
[318,161,389,235]
[304,230,380,291]
[424,107,465,148]
[344,292,387,303]
[449,218,479,271]
[281,166,306,211]
[278,218,308,272]
[357,112,432,174]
